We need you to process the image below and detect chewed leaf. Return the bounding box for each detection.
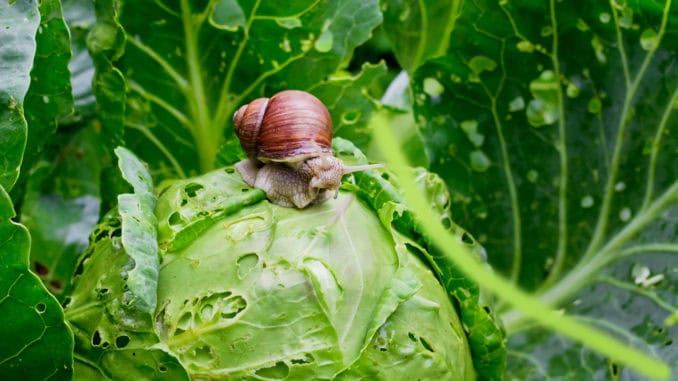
[115,147,158,314]
[0,0,39,191]
[0,186,73,378]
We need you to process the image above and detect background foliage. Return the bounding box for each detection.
[0,0,676,379]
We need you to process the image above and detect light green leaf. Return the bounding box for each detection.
[115,147,159,315]
[381,0,458,72]
[412,0,678,378]
[0,185,73,379]
[0,0,39,191]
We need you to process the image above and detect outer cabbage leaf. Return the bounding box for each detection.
[67,161,475,380]
[0,185,73,378]
[411,0,678,378]
[335,138,506,380]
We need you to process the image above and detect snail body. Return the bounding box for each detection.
[233,90,382,208]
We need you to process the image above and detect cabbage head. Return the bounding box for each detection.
[65,153,480,380]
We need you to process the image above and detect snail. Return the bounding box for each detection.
[233,90,383,208]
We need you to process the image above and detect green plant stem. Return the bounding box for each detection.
[641,85,678,211]
[180,0,214,173]
[504,180,678,331]
[542,0,568,287]
[373,116,671,380]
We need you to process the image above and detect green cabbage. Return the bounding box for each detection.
[66,165,476,380]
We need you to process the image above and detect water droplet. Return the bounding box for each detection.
[619,207,632,222]
[527,71,559,127]
[423,77,444,97]
[581,195,594,208]
[566,83,580,98]
[314,29,333,52]
[280,37,291,52]
[43,96,50,104]
[640,28,658,51]
[276,17,302,29]
[460,120,484,147]
[517,41,534,53]
[470,150,491,172]
[599,12,611,23]
[615,182,626,192]
[509,96,525,111]
[588,97,602,114]
[527,170,538,183]
[468,56,497,74]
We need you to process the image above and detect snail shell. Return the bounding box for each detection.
[233,90,333,164]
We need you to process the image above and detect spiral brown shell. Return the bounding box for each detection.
[233,90,333,163]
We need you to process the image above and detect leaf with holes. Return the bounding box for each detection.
[411,0,678,378]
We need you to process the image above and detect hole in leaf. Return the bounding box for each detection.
[98,288,109,296]
[116,335,130,348]
[178,312,192,330]
[35,303,46,313]
[92,330,102,346]
[255,361,289,378]
[200,304,214,322]
[225,168,235,174]
[341,110,361,125]
[221,295,247,319]
[290,354,314,364]
[184,183,204,197]
[50,279,63,293]
[237,253,259,279]
[34,261,49,276]
[610,362,619,376]
[483,306,492,314]
[461,231,475,244]
[62,298,71,308]
[381,173,390,180]
[180,198,188,206]
[407,332,417,342]
[158,364,168,373]
[241,188,249,192]
[441,217,452,230]
[169,212,185,226]
[102,341,110,348]
[194,345,215,363]
[664,339,673,346]
[419,337,434,352]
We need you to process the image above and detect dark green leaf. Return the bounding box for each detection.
[0,185,73,379]
[411,0,678,378]
[22,0,74,173]
[381,0,457,72]
[21,125,104,298]
[101,0,382,177]
[0,0,39,191]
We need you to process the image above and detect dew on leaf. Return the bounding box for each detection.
[527,170,538,183]
[588,97,602,114]
[460,120,484,147]
[580,195,594,208]
[619,207,632,222]
[276,17,301,29]
[470,150,491,172]
[615,182,626,192]
[599,12,611,23]
[509,96,525,111]
[526,71,559,127]
[566,83,580,98]
[468,56,497,74]
[423,77,444,97]
[640,29,658,51]
[540,26,553,36]
[314,29,333,52]
[516,40,534,53]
